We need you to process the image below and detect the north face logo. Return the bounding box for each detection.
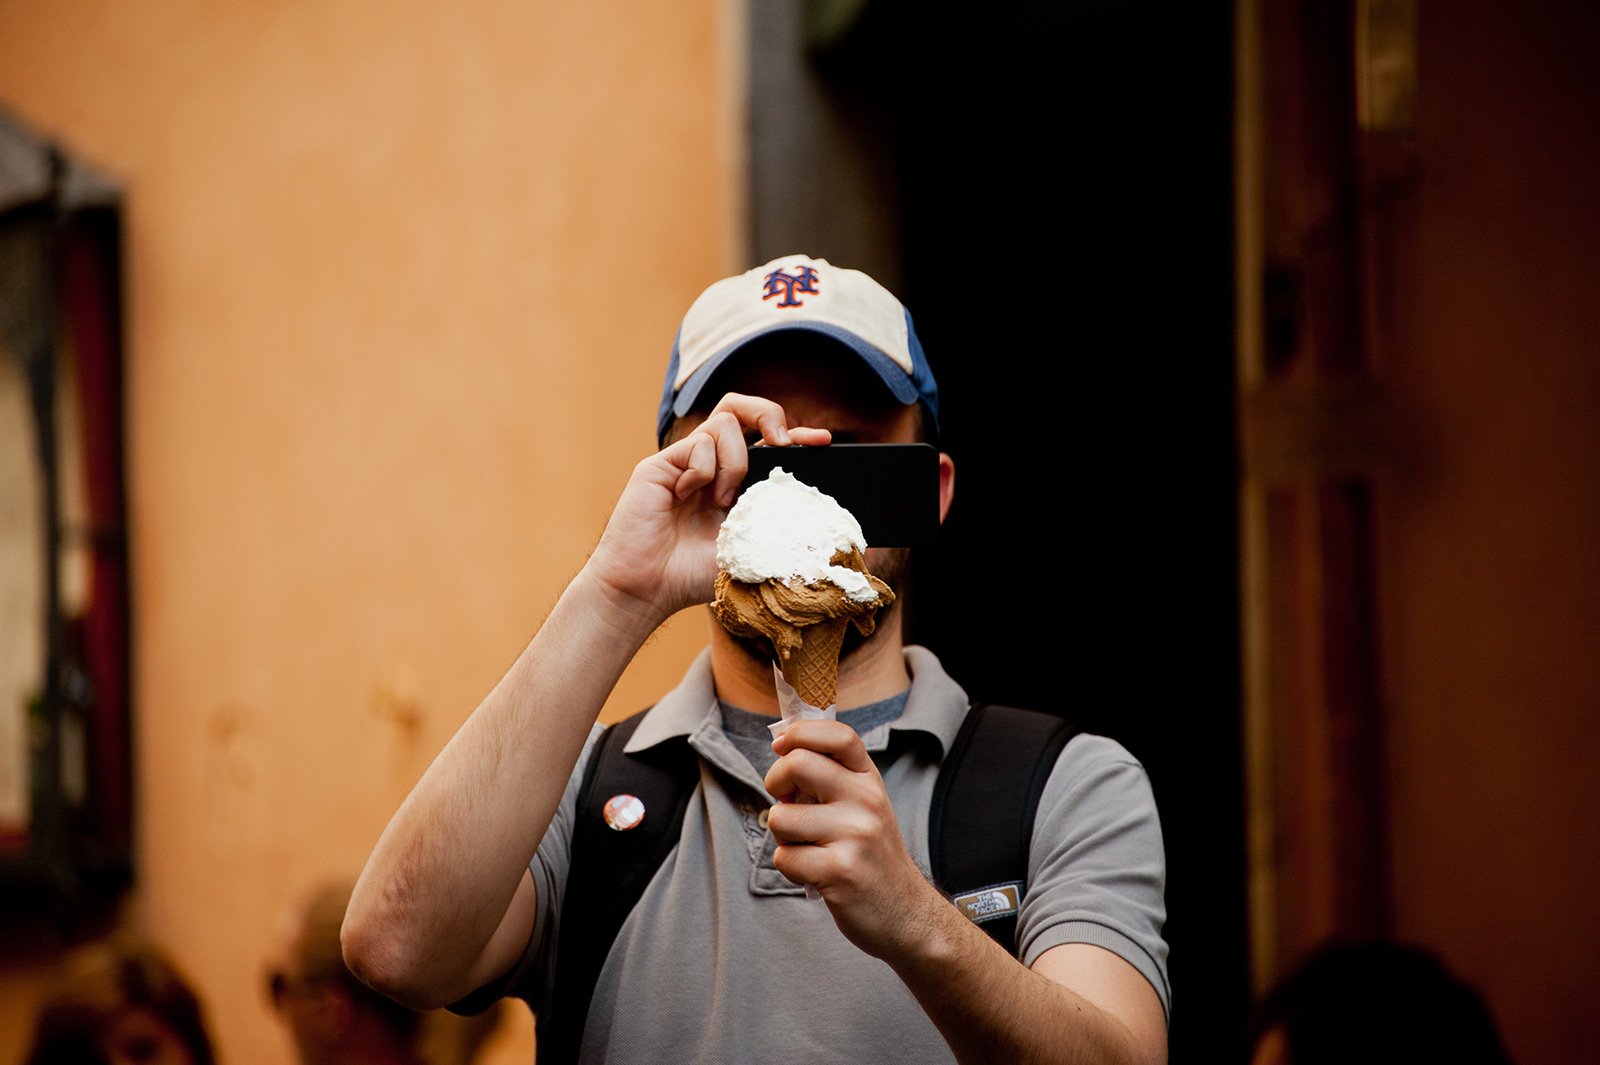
[762,265,820,308]
[952,883,1022,925]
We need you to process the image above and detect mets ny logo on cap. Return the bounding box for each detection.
[763,264,820,308]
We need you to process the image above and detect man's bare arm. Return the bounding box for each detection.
[340,573,660,1007]
[341,395,828,1008]
[888,905,1167,1065]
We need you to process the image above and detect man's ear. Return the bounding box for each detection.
[937,453,955,524]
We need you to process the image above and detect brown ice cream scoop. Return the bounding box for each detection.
[711,547,894,708]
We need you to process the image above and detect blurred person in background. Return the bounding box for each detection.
[1249,940,1513,1065]
[21,938,217,1065]
[266,880,428,1065]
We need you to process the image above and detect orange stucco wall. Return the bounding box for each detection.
[0,2,739,1061]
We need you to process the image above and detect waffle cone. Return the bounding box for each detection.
[780,617,849,709]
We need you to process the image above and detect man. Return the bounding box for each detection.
[342,255,1169,1064]
[268,881,428,1065]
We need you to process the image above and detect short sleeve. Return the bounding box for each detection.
[1016,733,1170,1019]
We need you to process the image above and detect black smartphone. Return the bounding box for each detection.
[740,443,940,547]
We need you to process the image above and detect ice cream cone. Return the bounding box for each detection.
[780,617,849,709]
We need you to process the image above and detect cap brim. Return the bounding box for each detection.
[669,321,921,424]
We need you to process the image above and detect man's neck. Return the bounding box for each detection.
[707,612,911,715]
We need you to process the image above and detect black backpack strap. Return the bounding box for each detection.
[928,703,1079,955]
[538,709,700,1065]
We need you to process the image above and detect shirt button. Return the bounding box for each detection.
[757,807,771,831]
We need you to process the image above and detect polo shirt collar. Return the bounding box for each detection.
[624,644,970,759]
[624,648,718,754]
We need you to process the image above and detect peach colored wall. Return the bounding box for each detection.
[1376,3,1600,1062]
[0,2,741,1062]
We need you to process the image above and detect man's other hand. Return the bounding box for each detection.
[763,719,941,959]
[584,393,830,626]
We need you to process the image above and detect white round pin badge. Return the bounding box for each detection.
[602,793,646,831]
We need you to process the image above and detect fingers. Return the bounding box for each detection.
[765,779,890,892]
[764,725,881,806]
[664,411,743,505]
[770,720,875,772]
[764,764,914,911]
[709,411,751,507]
[598,389,838,618]
[709,392,792,446]
[706,392,834,449]
[671,394,835,508]
[663,431,717,500]
[771,841,836,891]
[765,798,876,846]
[760,721,928,953]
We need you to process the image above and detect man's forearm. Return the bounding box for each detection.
[342,569,660,1007]
[885,884,1159,1065]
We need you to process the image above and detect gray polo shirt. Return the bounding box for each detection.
[500,645,1168,1063]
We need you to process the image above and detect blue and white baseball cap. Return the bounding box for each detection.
[657,254,941,443]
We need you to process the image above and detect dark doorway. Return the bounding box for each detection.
[750,3,1246,1057]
